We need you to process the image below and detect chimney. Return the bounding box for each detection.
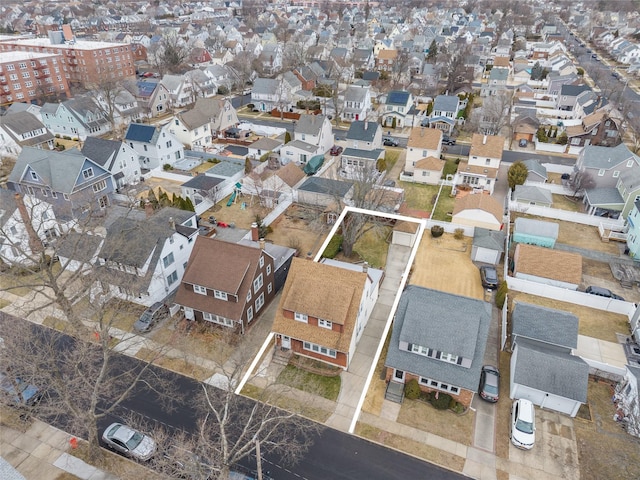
[14,193,44,255]
[483,134,487,144]
[169,216,175,230]
[364,120,368,130]
[259,238,266,250]
[251,222,259,241]
[144,200,154,218]
[421,127,424,136]
[362,261,369,274]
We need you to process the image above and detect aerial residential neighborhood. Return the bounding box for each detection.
[1,0,640,479]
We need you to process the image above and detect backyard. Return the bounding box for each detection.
[400,182,456,221]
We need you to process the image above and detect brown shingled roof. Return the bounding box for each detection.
[276,162,305,187]
[514,244,583,285]
[456,161,498,179]
[452,193,503,221]
[415,156,445,171]
[271,257,367,352]
[469,133,505,160]
[407,127,442,150]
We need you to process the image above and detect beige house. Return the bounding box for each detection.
[454,133,504,194]
[451,194,503,230]
[404,127,442,175]
[413,156,445,185]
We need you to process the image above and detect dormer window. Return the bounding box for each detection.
[82,167,94,179]
[30,171,38,181]
[214,290,228,300]
[294,312,308,323]
[318,319,333,329]
[193,285,207,295]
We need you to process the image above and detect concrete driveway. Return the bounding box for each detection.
[501,408,579,480]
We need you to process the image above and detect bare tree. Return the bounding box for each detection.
[438,45,472,94]
[282,37,309,71]
[90,78,125,133]
[227,51,257,93]
[474,90,513,136]
[570,169,596,195]
[151,31,190,75]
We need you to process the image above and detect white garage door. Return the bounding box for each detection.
[473,247,498,265]
[540,394,577,416]
[392,231,415,247]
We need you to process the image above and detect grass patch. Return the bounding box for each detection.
[442,158,458,178]
[42,316,74,334]
[383,150,400,172]
[355,422,465,472]
[495,351,512,459]
[277,365,341,401]
[71,441,157,480]
[353,225,391,268]
[431,186,455,221]
[135,347,214,381]
[400,182,439,211]
[396,397,475,446]
[362,332,391,416]
[241,383,332,423]
[575,379,640,480]
[0,298,10,309]
[551,194,583,212]
[508,292,629,342]
[91,298,146,332]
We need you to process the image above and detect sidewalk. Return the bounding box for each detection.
[1,419,117,480]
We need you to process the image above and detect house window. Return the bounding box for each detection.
[30,171,38,180]
[10,226,18,235]
[162,252,175,268]
[259,256,264,268]
[253,273,263,293]
[166,270,178,285]
[419,377,460,394]
[166,140,172,148]
[255,292,265,312]
[266,264,272,275]
[92,180,107,193]
[82,167,94,179]
[294,312,308,323]
[613,171,620,178]
[63,193,70,201]
[214,290,228,300]
[51,192,58,199]
[628,160,635,168]
[394,369,405,381]
[267,282,272,294]
[303,341,336,358]
[202,312,234,327]
[26,186,35,195]
[247,306,254,322]
[193,284,207,295]
[246,290,252,302]
[318,318,333,329]
[441,352,459,364]
[598,169,605,176]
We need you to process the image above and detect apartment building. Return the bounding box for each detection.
[0,51,71,106]
[0,28,135,88]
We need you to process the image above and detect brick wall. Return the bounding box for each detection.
[385,367,475,406]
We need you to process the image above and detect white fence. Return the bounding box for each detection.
[424,218,476,237]
[508,201,625,227]
[544,164,575,174]
[506,275,636,316]
[261,195,293,226]
[534,140,567,154]
[523,181,575,195]
[148,170,193,182]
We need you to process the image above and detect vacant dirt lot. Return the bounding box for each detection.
[410,233,486,300]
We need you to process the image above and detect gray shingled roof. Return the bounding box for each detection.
[580,143,639,170]
[181,174,224,190]
[489,68,508,81]
[81,137,120,170]
[252,78,279,96]
[385,285,491,391]
[512,302,578,349]
[583,187,624,206]
[523,159,547,180]
[346,121,379,142]
[295,114,327,136]
[179,108,210,130]
[298,177,353,196]
[513,185,553,204]
[433,95,459,113]
[513,338,588,403]
[0,188,18,225]
[342,147,384,160]
[205,159,245,177]
[514,217,559,239]
[1,111,45,136]
[472,227,505,252]
[8,147,94,194]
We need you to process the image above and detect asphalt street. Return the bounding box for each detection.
[1,316,465,480]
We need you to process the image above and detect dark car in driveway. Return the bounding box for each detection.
[134,302,170,333]
[479,266,498,289]
[442,135,456,146]
[329,145,343,156]
[383,137,399,147]
[479,366,500,403]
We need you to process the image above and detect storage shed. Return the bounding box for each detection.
[512,217,559,248]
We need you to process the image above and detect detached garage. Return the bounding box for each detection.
[471,228,505,265]
[509,302,589,417]
[392,221,420,247]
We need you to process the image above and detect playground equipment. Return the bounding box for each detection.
[227,182,243,207]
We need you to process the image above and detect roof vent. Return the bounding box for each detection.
[483,134,488,144]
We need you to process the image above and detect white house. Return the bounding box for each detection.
[381,90,413,128]
[81,137,141,190]
[0,111,54,158]
[340,85,373,122]
[454,133,504,195]
[615,365,640,438]
[281,114,334,165]
[0,191,61,266]
[124,123,185,170]
[94,207,199,307]
[161,74,196,108]
[169,109,213,150]
[404,127,442,175]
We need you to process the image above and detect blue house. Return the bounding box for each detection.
[7,147,115,219]
[40,96,111,140]
[512,217,559,248]
[625,199,640,258]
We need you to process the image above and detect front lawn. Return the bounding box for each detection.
[431,186,455,221]
[277,364,341,401]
